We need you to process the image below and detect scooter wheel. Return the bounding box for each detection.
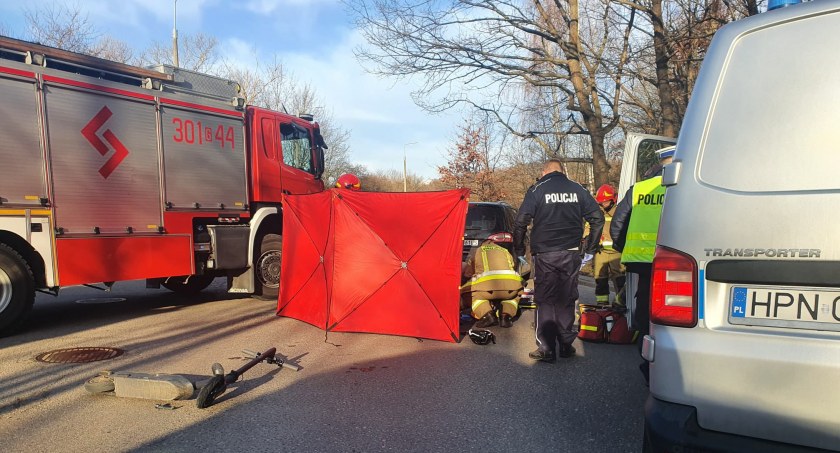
[84,374,115,394]
[196,375,225,409]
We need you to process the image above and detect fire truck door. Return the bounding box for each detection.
[45,85,162,234]
[278,121,320,195]
[0,73,46,206]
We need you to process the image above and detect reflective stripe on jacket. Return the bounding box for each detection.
[621,176,665,264]
[461,243,522,293]
[601,209,615,250]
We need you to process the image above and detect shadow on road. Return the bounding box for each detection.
[132,342,647,452]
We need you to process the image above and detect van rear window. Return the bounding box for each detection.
[698,13,840,192]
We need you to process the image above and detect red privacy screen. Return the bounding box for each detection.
[277,189,469,342]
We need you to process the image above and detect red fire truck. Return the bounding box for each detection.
[0,36,326,335]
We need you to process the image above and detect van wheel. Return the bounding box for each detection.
[0,244,35,337]
[162,275,216,295]
[254,233,282,300]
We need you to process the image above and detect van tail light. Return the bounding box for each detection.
[651,246,697,327]
[487,232,513,243]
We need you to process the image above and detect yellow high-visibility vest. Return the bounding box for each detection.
[621,176,665,264]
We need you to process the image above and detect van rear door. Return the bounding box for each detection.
[617,133,675,201]
[618,134,675,329]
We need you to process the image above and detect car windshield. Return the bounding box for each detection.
[465,205,504,232]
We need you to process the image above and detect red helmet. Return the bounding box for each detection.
[595,184,617,203]
[335,173,361,191]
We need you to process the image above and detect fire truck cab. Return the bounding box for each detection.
[0,36,326,335]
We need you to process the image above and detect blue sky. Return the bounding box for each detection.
[0,0,460,179]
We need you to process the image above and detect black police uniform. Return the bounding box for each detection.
[514,171,604,358]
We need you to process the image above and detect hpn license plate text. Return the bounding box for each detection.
[731,286,840,329]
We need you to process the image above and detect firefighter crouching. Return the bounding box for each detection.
[461,239,524,328]
[593,184,626,306]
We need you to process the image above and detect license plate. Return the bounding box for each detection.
[729,285,840,332]
[464,239,479,247]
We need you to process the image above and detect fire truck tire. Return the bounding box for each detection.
[0,244,35,337]
[254,233,282,300]
[161,275,216,295]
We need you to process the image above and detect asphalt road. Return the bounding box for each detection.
[0,278,647,452]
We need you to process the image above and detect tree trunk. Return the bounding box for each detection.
[651,0,678,138]
[588,124,611,189]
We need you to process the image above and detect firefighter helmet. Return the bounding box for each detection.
[335,173,361,191]
[595,184,617,203]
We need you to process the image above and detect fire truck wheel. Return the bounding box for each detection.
[254,233,282,300]
[161,275,216,295]
[0,244,35,337]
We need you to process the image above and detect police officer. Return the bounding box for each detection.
[611,146,674,380]
[460,239,524,328]
[514,159,604,363]
[592,184,625,306]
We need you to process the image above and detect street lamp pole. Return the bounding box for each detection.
[403,142,417,192]
[172,0,179,67]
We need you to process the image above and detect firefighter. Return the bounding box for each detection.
[460,239,524,328]
[592,184,625,306]
[514,159,604,363]
[611,146,675,381]
[335,173,361,191]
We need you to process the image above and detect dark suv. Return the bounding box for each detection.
[463,202,529,277]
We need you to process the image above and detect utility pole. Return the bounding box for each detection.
[172,0,179,67]
[403,142,417,192]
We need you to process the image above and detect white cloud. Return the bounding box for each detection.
[242,0,335,15]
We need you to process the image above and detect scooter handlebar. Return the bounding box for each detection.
[281,362,301,372]
[242,349,300,371]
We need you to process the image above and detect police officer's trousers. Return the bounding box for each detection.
[533,249,581,353]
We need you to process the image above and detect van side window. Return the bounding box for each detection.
[280,123,314,173]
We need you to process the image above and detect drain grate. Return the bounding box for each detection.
[35,347,124,364]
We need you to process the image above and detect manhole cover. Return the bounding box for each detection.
[35,347,124,363]
[75,297,126,304]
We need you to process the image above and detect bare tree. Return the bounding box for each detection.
[138,33,219,72]
[615,0,758,136]
[23,2,98,52]
[364,168,432,192]
[92,35,134,63]
[20,2,135,64]
[218,55,354,185]
[349,0,635,188]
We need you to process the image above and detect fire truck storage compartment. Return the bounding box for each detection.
[207,224,249,270]
[45,82,162,235]
[160,105,247,211]
[55,235,193,286]
[0,72,47,206]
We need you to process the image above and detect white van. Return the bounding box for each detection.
[640,1,840,450]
